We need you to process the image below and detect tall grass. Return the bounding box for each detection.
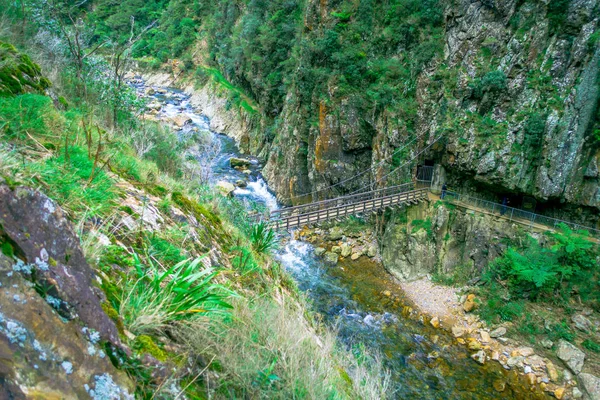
[119,256,234,336]
[176,296,390,399]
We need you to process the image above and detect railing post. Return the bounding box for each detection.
[510,208,514,221]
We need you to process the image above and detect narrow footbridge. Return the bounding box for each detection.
[262,183,429,230]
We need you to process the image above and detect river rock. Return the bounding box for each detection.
[350,252,361,260]
[452,325,466,338]
[324,252,339,265]
[147,101,161,111]
[515,347,534,357]
[314,247,326,256]
[572,387,583,399]
[340,243,352,258]
[463,294,477,312]
[471,350,486,365]
[430,317,440,328]
[170,114,192,128]
[235,179,247,188]
[490,327,507,338]
[367,245,377,258]
[571,314,593,332]
[468,340,482,351]
[507,356,524,368]
[479,330,491,343]
[554,387,565,399]
[145,87,155,95]
[331,246,342,254]
[579,373,600,400]
[557,340,585,375]
[542,339,554,349]
[493,379,506,392]
[328,227,344,241]
[216,181,236,196]
[230,157,252,169]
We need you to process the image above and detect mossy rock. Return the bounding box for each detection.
[171,191,222,227]
[133,335,167,362]
[102,302,125,335]
[0,41,51,96]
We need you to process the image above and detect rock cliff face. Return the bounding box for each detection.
[197,0,600,222]
[419,0,600,216]
[0,183,133,398]
[380,200,532,281]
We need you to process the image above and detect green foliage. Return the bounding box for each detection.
[432,263,472,286]
[0,94,62,141]
[31,145,118,215]
[148,235,185,265]
[410,218,433,238]
[523,112,546,152]
[171,191,221,227]
[492,237,562,299]
[249,222,277,254]
[471,70,507,99]
[119,255,233,335]
[582,339,600,353]
[547,0,570,34]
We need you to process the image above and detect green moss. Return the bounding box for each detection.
[102,302,125,335]
[171,191,221,226]
[48,257,57,267]
[0,41,51,96]
[134,335,167,361]
[411,218,434,239]
[1,241,14,258]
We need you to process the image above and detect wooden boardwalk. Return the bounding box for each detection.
[263,184,429,230]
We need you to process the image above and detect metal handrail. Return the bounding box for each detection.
[444,191,600,238]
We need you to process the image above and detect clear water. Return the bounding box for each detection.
[134,80,548,399]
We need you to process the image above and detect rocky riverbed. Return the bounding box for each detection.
[297,224,600,400]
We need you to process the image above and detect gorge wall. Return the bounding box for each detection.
[380,200,532,282]
[180,0,600,224]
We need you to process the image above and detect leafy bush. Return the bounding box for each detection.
[119,256,233,335]
[249,222,277,254]
[491,237,562,299]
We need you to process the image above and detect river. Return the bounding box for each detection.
[133,80,547,399]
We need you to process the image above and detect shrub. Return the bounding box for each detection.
[249,222,277,254]
[119,256,233,335]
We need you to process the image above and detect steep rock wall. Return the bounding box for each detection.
[197,0,600,220]
[380,201,533,281]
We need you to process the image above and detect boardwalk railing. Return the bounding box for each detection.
[444,191,600,238]
[266,184,429,230]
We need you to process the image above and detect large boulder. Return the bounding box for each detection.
[229,157,252,169]
[216,181,236,196]
[0,184,121,345]
[579,373,600,400]
[556,339,586,375]
[571,314,593,332]
[0,253,133,398]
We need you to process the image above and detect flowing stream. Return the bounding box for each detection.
[134,81,546,399]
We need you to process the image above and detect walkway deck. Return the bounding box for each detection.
[265,184,428,230]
